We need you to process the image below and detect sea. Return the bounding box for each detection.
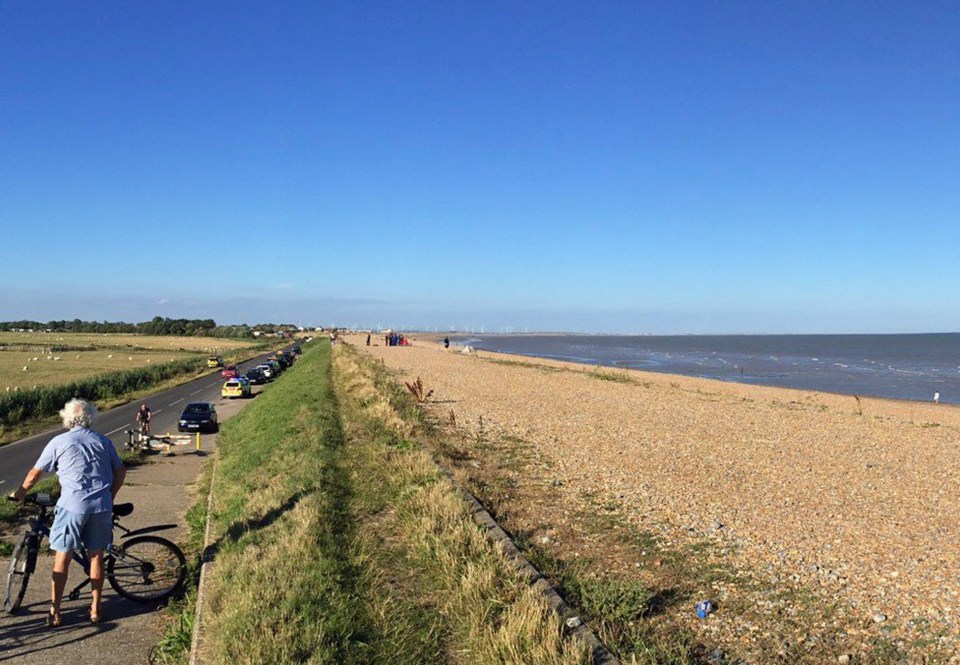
[449,333,960,404]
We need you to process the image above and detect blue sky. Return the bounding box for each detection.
[2,2,958,333]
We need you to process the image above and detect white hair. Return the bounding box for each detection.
[60,398,98,429]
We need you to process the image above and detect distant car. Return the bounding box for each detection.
[265,359,282,375]
[291,346,302,355]
[256,364,275,380]
[274,353,291,369]
[245,368,266,384]
[207,355,224,368]
[178,402,218,433]
[222,378,251,399]
[221,365,239,379]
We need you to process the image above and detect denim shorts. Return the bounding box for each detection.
[49,507,113,553]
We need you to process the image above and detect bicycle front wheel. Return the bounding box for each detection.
[4,536,34,614]
[107,535,187,603]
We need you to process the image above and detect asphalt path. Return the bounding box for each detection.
[0,348,289,491]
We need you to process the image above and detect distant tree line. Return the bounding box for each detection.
[0,317,300,339]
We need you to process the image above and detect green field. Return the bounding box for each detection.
[0,332,255,393]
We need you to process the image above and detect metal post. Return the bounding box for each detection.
[196,432,200,451]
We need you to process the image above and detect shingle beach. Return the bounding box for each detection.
[356,335,960,661]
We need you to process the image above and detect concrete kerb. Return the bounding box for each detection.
[184,468,619,665]
[188,454,218,665]
[452,475,620,665]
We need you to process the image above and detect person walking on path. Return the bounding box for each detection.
[444,336,450,349]
[11,398,126,627]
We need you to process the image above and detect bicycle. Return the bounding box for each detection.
[4,493,187,614]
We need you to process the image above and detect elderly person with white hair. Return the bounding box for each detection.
[12,398,126,627]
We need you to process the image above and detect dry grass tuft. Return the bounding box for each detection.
[404,376,434,403]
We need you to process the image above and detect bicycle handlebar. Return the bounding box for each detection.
[7,492,55,507]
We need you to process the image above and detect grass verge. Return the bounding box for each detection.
[182,340,587,664]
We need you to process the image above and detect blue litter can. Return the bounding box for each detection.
[696,600,713,619]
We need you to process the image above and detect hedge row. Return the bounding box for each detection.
[0,357,206,429]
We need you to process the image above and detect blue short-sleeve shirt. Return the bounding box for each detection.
[35,427,124,514]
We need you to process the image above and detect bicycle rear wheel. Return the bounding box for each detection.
[107,535,187,603]
[4,536,34,614]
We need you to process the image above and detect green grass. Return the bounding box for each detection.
[486,357,565,373]
[184,340,587,665]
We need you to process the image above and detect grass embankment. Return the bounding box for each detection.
[182,340,586,664]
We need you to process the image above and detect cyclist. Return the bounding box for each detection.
[136,403,152,435]
[11,398,126,626]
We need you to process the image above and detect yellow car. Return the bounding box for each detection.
[207,355,224,368]
[221,378,251,399]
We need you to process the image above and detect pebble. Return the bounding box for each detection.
[708,649,727,664]
[838,655,852,664]
[873,612,887,623]
[564,616,582,629]
[363,336,960,661]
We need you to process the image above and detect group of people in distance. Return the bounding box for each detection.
[385,332,408,346]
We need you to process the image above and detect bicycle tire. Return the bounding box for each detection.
[107,535,187,603]
[4,536,34,614]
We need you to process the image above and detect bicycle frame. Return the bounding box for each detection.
[14,499,178,602]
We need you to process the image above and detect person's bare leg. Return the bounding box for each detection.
[50,551,72,624]
[89,550,104,622]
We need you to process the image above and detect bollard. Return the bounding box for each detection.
[196,432,201,451]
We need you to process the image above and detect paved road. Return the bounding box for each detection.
[0,349,286,490]
[0,346,294,664]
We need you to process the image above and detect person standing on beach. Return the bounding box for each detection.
[444,337,450,349]
[366,333,371,346]
[10,398,126,627]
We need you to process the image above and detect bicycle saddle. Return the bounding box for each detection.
[113,503,134,517]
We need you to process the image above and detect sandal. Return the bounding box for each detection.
[89,610,101,625]
[46,609,62,628]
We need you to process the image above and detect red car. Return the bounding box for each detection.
[221,365,239,379]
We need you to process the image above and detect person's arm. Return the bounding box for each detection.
[111,465,127,501]
[11,468,44,503]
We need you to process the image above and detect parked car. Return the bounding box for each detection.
[292,346,302,355]
[207,355,224,368]
[245,368,266,384]
[178,402,218,433]
[221,365,240,379]
[222,378,252,399]
[265,359,282,375]
[256,363,275,380]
